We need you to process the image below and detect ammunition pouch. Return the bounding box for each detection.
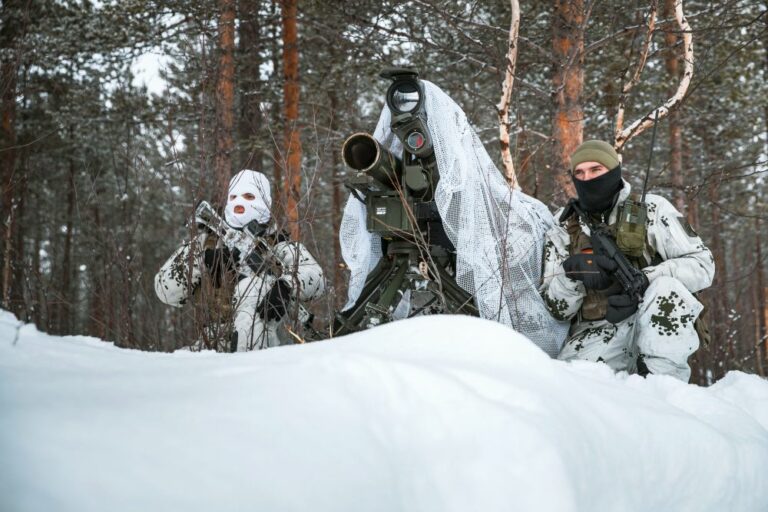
[581,289,608,321]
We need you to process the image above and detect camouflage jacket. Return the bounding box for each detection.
[540,180,715,323]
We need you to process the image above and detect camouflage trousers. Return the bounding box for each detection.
[557,276,702,382]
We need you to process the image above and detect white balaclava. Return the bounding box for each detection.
[224,170,272,228]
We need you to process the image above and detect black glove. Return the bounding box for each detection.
[562,253,617,290]
[605,293,640,324]
[258,279,292,322]
[203,247,240,285]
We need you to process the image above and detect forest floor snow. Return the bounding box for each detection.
[1,310,767,512]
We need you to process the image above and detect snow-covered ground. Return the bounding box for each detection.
[1,310,767,512]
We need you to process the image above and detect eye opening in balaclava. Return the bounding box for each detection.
[224,170,272,228]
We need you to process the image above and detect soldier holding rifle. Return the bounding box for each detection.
[541,140,714,381]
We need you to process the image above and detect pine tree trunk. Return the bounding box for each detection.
[663,0,685,214]
[31,205,42,326]
[281,0,301,240]
[329,91,343,303]
[756,218,767,375]
[682,136,699,227]
[761,0,768,373]
[0,3,19,310]
[87,180,106,339]
[214,0,236,201]
[707,179,730,378]
[551,0,583,204]
[59,131,76,334]
[238,0,264,170]
[270,1,284,220]
[11,132,26,319]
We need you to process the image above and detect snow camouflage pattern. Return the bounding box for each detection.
[155,229,325,351]
[540,180,715,381]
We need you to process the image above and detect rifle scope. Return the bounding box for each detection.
[342,133,402,189]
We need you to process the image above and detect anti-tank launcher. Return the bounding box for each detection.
[334,69,478,335]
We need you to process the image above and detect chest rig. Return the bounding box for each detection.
[566,196,658,321]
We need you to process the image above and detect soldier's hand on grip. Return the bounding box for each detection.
[259,279,293,322]
[203,247,239,284]
[562,253,617,290]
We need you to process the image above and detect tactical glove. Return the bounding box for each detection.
[605,293,640,324]
[562,253,617,290]
[258,279,293,322]
[203,247,239,285]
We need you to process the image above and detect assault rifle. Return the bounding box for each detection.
[561,199,649,303]
[194,200,277,278]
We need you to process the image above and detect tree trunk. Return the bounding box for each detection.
[707,179,729,378]
[281,0,301,240]
[329,91,343,303]
[497,0,520,187]
[756,218,767,375]
[31,199,42,326]
[551,0,583,204]
[238,0,264,170]
[663,0,685,213]
[87,175,106,339]
[270,1,284,221]
[682,135,699,227]
[59,128,76,334]
[214,0,236,202]
[0,2,20,310]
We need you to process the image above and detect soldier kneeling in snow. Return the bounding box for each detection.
[540,140,714,381]
[155,170,325,352]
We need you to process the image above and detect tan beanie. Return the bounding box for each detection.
[570,140,620,171]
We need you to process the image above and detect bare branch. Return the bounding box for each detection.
[614,0,658,147]
[615,0,693,152]
[497,0,520,188]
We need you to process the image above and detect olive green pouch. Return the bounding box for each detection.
[616,198,647,259]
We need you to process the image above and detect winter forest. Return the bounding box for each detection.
[1,0,766,385]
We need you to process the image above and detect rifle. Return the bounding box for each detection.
[194,200,278,279]
[561,200,649,303]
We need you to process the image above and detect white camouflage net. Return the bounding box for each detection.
[340,81,568,356]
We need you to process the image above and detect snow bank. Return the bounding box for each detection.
[1,310,767,512]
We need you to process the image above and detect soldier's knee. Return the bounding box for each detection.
[643,275,688,299]
[641,276,701,318]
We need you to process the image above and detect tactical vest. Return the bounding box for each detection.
[566,196,659,321]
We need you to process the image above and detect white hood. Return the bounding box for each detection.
[224,170,272,228]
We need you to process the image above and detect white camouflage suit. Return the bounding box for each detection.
[155,170,325,351]
[540,181,714,381]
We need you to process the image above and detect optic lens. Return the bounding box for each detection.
[406,131,425,150]
[391,83,420,113]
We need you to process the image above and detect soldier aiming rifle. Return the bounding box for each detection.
[155,170,325,351]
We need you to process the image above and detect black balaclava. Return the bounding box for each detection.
[570,139,624,215]
[572,164,623,215]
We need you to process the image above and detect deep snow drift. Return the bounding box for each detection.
[1,310,767,512]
